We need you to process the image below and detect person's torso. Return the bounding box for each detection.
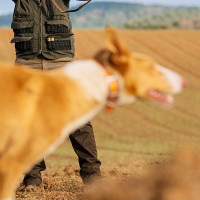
[11,0,75,60]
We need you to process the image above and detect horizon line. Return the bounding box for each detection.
[0,1,200,16]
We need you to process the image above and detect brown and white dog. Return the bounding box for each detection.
[0,27,185,200]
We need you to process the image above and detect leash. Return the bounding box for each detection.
[51,0,92,13]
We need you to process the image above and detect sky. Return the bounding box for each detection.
[1,0,200,16]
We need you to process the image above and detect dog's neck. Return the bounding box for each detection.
[64,60,109,105]
[94,49,136,106]
[64,59,136,108]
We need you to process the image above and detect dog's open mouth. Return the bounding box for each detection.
[147,90,174,105]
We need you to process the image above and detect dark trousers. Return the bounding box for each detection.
[23,123,101,184]
[15,57,101,185]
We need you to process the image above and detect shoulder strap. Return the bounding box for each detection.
[51,0,92,13]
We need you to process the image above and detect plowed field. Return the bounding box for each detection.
[0,29,200,200]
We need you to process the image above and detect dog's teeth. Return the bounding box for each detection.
[148,90,174,105]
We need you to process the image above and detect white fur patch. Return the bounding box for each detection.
[64,60,109,103]
[156,65,183,94]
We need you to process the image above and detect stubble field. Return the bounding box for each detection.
[0,29,200,199]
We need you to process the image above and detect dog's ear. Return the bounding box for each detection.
[105,26,130,67]
[105,26,130,55]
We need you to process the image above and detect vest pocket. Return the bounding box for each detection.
[11,37,33,52]
[46,38,71,51]
[46,20,69,34]
[11,21,34,35]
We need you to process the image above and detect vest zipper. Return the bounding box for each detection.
[39,0,42,55]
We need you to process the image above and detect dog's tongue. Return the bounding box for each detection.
[147,90,174,105]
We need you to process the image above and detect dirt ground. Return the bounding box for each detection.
[15,158,156,200]
[16,164,84,200]
[15,148,200,200]
[15,140,163,200]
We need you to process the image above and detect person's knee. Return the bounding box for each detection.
[70,122,93,137]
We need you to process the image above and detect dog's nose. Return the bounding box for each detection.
[182,79,188,89]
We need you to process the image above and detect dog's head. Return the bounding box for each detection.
[95,27,186,106]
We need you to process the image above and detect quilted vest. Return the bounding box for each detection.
[11,0,75,60]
